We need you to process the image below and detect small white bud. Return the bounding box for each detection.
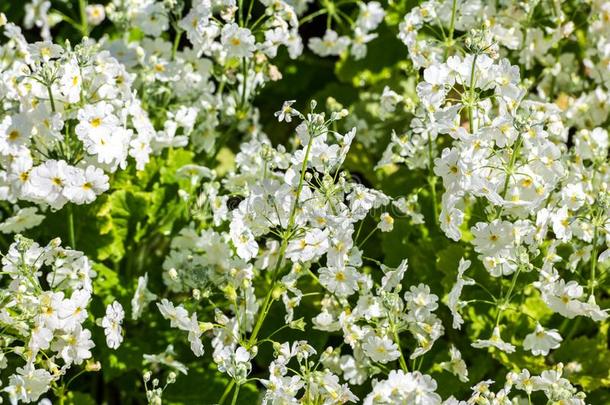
[168,268,178,280]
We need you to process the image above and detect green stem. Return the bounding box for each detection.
[230,383,241,405]
[445,0,458,57]
[494,263,523,326]
[247,281,276,346]
[172,30,182,60]
[56,385,67,405]
[495,135,523,220]
[393,328,409,373]
[299,9,328,25]
[218,380,235,405]
[47,85,56,113]
[247,132,315,347]
[239,59,248,110]
[448,0,458,41]
[427,132,438,226]
[358,227,377,248]
[245,0,255,26]
[590,223,599,297]
[67,204,76,249]
[78,0,89,36]
[287,131,315,230]
[504,265,522,303]
[467,53,478,133]
[238,0,244,26]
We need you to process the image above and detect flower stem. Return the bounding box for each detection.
[78,0,89,36]
[495,135,523,219]
[218,380,235,405]
[427,132,438,226]
[172,30,182,60]
[67,204,76,249]
[393,328,409,373]
[247,132,315,347]
[47,85,56,113]
[444,0,458,57]
[239,59,248,110]
[230,383,241,405]
[590,223,599,297]
[467,53,478,133]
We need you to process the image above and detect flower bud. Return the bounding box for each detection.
[86,360,101,372]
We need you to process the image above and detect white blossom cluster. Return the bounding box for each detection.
[308,2,385,60]
[104,0,307,155]
[380,29,609,350]
[0,22,161,237]
[0,235,97,403]
[154,106,448,403]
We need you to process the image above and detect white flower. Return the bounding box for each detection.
[543,280,586,318]
[440,204,464,242]
[134,2,168,37]
[4,364,53,404]
[351,28,377,60]
[157,298,191,330]
[447,258,474,329]
[61,289,91,331]
[380,86,403,116]
[356,1,385,31]
[186,313,204,357]
[274,100,299,122]
[308,30,350,57]
[52,325,95,365]
[318,266,360,297]
[75,102,119,144]
[0,207,45,234]
[63,166,109,204]
[363,370,441,405]
[131,273,157,320]
[523,323,562,356]
[85,4,105,26]
[59,58,82,103]
[378,212,394,232]
[29,323,53,353]
[380,258,408,292]
[102,301,124,349]
[362,335,400,363]
[440,345,469,382]
[551,207,572,241]
[29,159,73,208]
[471,220,514,256]
[230,219,259,261]
[286,228,329,262]
[221,23,256,59]
[472,326,516,353]
[404,283,438,317]
[38,291,65,330]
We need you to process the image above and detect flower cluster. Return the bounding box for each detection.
[308,2,385,60]
[1,0,610,404]
[0,235,98,403]
[0,23,159,236]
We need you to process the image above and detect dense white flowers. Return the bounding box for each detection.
[0,235,97,402]
[1,0,609,403]
[0,26,156,220]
